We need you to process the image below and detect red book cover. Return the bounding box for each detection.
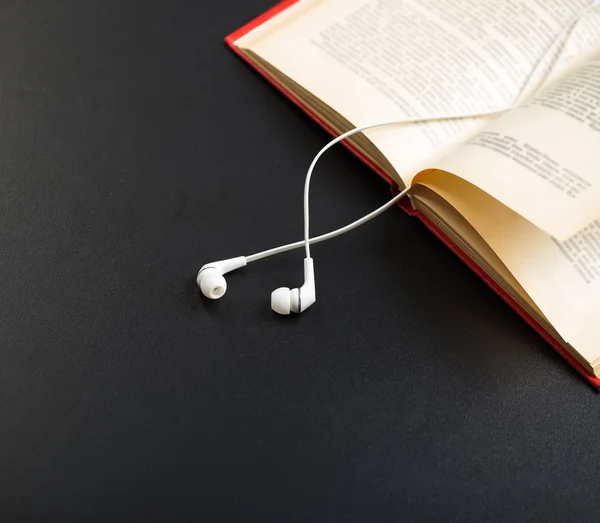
[225,1,600,388]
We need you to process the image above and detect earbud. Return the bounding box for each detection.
[197,256,247,299]
[271,257,316,315]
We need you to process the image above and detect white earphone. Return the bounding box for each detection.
[197,2,598,314]
[197,254,315,313]
[197,256,247,300]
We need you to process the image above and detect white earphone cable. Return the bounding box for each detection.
[243,1,599,265]
[246,185,410,263]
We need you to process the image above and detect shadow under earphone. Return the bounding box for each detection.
[259,298,304,323]
[186,275,210,312]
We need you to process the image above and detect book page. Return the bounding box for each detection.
[238,0,600,186]
[430,52,600,240]
[417,171,600,349]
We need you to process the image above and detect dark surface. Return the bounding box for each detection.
[0,1,598,521]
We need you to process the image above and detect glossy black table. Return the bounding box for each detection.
[1,1,598,521]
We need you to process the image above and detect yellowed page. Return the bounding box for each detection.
[418,172,600,353]
[433,53,600,240]
[238,0,600,186]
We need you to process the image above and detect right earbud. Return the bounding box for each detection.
[271,257,316,315]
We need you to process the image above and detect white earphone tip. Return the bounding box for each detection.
[199,271,227,300]
[271,287,291,315]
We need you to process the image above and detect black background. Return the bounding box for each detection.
[1,1,599,521]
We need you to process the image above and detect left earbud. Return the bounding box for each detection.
[196,257,247,299]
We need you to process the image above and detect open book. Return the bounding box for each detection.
[227,0,600,386]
